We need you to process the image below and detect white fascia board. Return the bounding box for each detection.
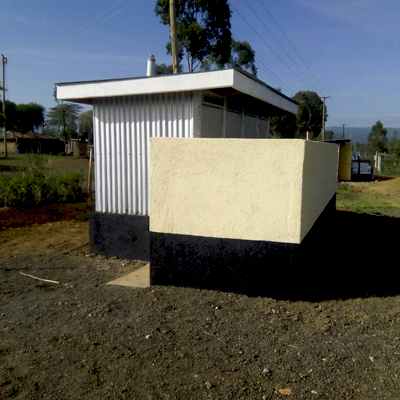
[232,70,298,115]
[57,70,235,103]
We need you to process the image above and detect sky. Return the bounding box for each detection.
[2,0,400,128]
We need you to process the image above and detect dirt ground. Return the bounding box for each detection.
[1,195,400,399]
[346,176,400,197]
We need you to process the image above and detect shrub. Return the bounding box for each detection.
[0,154,87,208]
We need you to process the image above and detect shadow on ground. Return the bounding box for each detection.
[302,210,400,301]
[151,210,400,302]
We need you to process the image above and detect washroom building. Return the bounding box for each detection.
[56,68,298,260]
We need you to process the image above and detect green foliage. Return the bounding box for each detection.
[353,141,368,157]
[0,153,87,208]
[78,109,93,142]
[230,40,257,76]
[0,100,18,131]
[324,130,335,140]
[388,130,400,157]
[292,91,325,138]
[270,113,297,138]
[155,0,232,72]
[155,63,174,75]
[15,103,45,132]
[154,63,184,74]
[1,101,45,133]
[380,156,400,177]
[46,103,83,140]
[201,40,257,76]
[270,91,326,139]
[367,120,388,153]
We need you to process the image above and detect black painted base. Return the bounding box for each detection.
[89,212,149,261]
[150,195,336,299]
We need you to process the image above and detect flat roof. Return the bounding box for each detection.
[56,68,298,115]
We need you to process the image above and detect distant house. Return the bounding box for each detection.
[0,131,65,155]
[0,131,18,153]
[65,138,89,157]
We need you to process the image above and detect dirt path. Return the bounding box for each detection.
[1,209,400,399]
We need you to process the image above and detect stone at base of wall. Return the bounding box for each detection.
[89,212,149,261]
[150,195,336,299]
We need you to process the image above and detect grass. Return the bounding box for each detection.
[336,183,400,217]
[379,157,400,178]
[0,153,88,173]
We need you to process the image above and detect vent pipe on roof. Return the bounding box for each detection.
[147,55,156,77]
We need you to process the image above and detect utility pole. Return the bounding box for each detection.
[341,123,347,139]
[321,96,330,141]
[169,0,179,74]
[2,54,7,157]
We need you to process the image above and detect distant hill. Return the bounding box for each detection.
[327,127,399,143]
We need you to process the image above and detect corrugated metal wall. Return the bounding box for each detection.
[93,92,194,216]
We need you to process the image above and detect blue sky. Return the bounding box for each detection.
[2,0,400,127]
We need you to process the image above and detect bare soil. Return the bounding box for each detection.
[1,201,400,399]
[345,177,400,197]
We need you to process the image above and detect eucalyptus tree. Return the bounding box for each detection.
[155,0,232,72]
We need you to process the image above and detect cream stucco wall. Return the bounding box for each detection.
[300,141,339,242]
[151,139,338,244]
[338,142,352,181]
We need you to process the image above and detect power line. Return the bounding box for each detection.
[10,0,138,66]
[49,0,137,48]
[259,0,328,94]
[229,1,310,88]
[232,33,294,94]
[243,0,318,91]
[328,98,346,124]
[255,58,294,95]
[258,0,347,123]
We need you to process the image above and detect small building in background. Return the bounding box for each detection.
[57,68,298,260]
[1,131,65,155]
[324,139,352,181]
[0,131,18,154]
[65,138,88,157]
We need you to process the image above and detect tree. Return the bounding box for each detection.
[0,100,17,131]
[292,91,325,139]
[46,103,83,140]
[200,40,257,76]
[14,103,45,133]
[367,120,388,154]
[388,130,400,157]
[354,141,367,157]
[155,0,232,72]
[324,130,335,140]
[78,110,93,142]
[155,63,174,75]
[270,113,297,138]
[1,101,46,133]
[269,91,325,139]
[230,40,257,76]
[155,63,183,75]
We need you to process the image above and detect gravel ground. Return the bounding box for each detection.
[1,241,400,400]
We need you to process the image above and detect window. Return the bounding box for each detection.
[203,91,224,108]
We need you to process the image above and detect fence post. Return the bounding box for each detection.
[88,147,94,210]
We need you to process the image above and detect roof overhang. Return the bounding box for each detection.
[56,69,298,115]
